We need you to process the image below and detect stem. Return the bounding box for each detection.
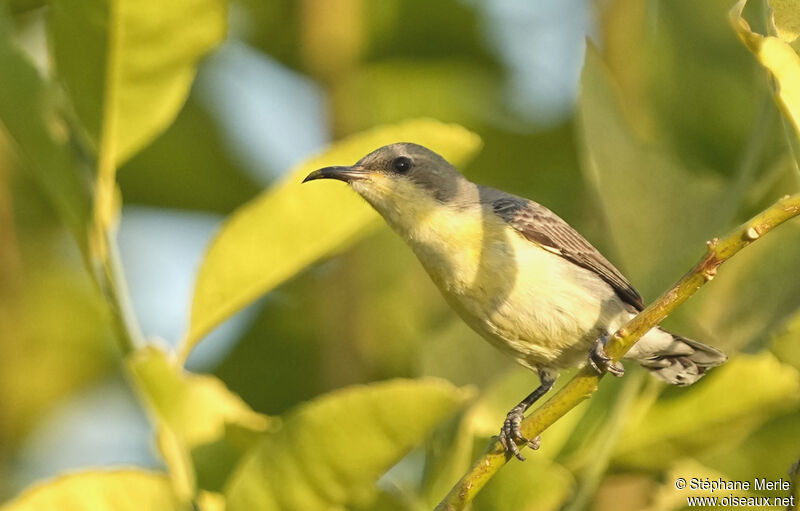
[85,0,142,356]
[91,227,142,356]
[435,193,800,511]
[790,456,799,511]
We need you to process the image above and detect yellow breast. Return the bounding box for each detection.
[403,201,627,369]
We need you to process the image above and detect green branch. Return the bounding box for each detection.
[435,193,800,511]
[88,226,142,356]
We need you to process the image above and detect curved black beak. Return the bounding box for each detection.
[302,166,367,184]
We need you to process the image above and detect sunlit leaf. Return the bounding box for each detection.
[181,118,482,359]
[578,45,727,297]
[196,491,226,511]
[0,470,180,511]
[768,0,800,43]
[0,8,91,248]
[614,353,800,469]
[47,0,226,241]
[127,346,275,499]
[224,378,471,511]
[128,347,272,445]
[47,0,226,166]
[732,0,800,143]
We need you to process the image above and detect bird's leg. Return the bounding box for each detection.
[499,368,557,461]
[588,335,625,377]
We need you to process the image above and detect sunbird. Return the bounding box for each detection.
[303,143,727,460]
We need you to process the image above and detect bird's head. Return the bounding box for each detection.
[303,143,471,231]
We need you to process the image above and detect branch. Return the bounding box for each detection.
[436,193,800,511]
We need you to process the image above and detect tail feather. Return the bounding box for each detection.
[627,329,727,386]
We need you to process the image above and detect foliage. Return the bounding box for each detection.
[0,0,799,510]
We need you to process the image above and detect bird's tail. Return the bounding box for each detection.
[625,328,727,386]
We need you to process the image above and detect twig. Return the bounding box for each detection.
[435,193,800,511]
[789,455,799,511]
[90,227,143,356]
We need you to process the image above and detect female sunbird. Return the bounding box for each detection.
[304,143,727,460]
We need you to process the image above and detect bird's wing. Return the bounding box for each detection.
[492,196,644,310]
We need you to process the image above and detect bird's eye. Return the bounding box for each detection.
[392,156,412,173]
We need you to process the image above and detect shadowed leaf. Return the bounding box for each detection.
[0,9,91,248]
[614,353,800,469]
[578,46,727,297]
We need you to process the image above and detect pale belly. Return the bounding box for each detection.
[411,221,631,370]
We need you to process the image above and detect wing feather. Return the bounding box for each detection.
[491,196,644,310]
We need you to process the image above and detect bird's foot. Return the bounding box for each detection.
[589,337,625,377]
[499,405,540,461]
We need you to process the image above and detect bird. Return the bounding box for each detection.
[303,142,727,460]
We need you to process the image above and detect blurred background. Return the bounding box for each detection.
[2,0,800,509]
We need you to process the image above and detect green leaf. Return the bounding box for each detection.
[472,457,574,511]
[613,353,800,469]
[181,118,482,359]
[128,347,273,445]
[770,306,800,371]
[224,378,471,511]
[0,8,91,249]
[768,0,800,44]
[47,0,226,167]
[127,346,275,499]
[47,0,226,243]
[578,45,727,297]
[732,0,800,143]
[0,470,180,511]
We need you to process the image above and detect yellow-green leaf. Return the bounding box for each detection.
[224,378,472,511]
[181,118,482,359]
[614,353,800,469]
[127,346,275,499]
[128,347,272,445]
[48,0,226,167]
[768,0,800,43]
[0,470,180,511]
[732,0,800,141]
[48,0,226,245]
